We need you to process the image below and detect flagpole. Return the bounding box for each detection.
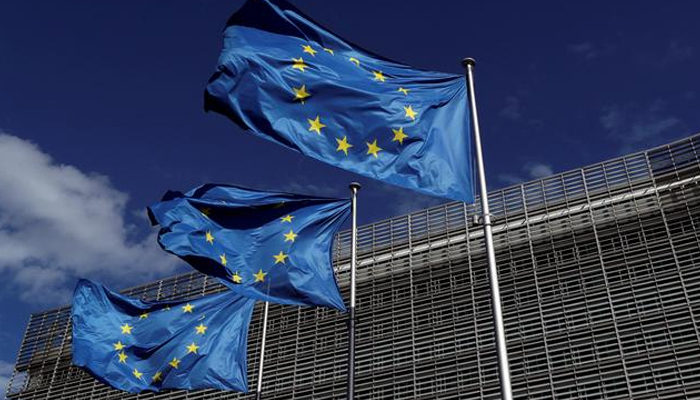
[462,57,513,400]
[255,301,270,400]
[347,182,361,400]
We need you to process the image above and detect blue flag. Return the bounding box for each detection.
[148,184,349,311]
[205,0,474,203]
[72,279,255,393]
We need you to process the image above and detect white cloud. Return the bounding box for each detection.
[524,162,554,179]
[568,42,599,60]
[388,193,445,215]
[600,107,622,130]
[499,96,521,120]
[0,133,179,304]
[663,40,694,66]
[567,41,617,61]
[600,102,682,153]
[498,162,555,186]
[497,173,525,186]
[0,359,13,400]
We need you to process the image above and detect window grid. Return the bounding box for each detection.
[6,134,700,399]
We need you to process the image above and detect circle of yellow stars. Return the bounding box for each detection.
[110,301,211,386]
[196,42,423,290]
[287,42,419,161]
[197,208,303,286]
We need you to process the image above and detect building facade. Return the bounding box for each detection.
[6,133,700,399]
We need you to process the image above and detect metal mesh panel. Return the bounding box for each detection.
[6,133,700,399]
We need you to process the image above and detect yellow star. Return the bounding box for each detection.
[366,139,383,158]
[113,341,125,351]
[186,342,200,354]
[254,269,267,283]
[273,251,289,264]
[182,303,194,313]
[398,87,409,95]
[139,312,149,320]
[336,136,353,155]
[280,214,294,223]
[195,323,208,335]
[169,357,181,369]
[323,48,334,55]
[152,371,163,383]
[349,57,360,67]
[283,229,298,242]
[302,44,317,56]
[307,115,326,135]
[404,105,417,120]
[121,323,133,335]
[293,85,311,103]
[392,127,408,145]
[372,71,386,82]
[292,57,308,72]
[205,231,214,244]
[118,352,128,363]
[133,368,143,380]
[219,253,227,266]
[232,272,243,284]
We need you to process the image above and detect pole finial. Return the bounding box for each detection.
[349,182,362,191]
[462,57,476,69]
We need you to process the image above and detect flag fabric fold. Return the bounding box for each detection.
[148,184,349,311]
[72,279,255,393]
[205,0,474,203]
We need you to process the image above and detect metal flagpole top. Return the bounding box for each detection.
[461,57,476,68]
[460,55,514,400]
[349,182,362,191]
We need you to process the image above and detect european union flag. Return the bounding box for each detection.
[205,0,474,203]
[72,279,255,393]
[148,184,349,311]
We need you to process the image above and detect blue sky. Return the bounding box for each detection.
[0,0,698,390]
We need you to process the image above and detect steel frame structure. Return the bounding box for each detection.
[6,133,700,399]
